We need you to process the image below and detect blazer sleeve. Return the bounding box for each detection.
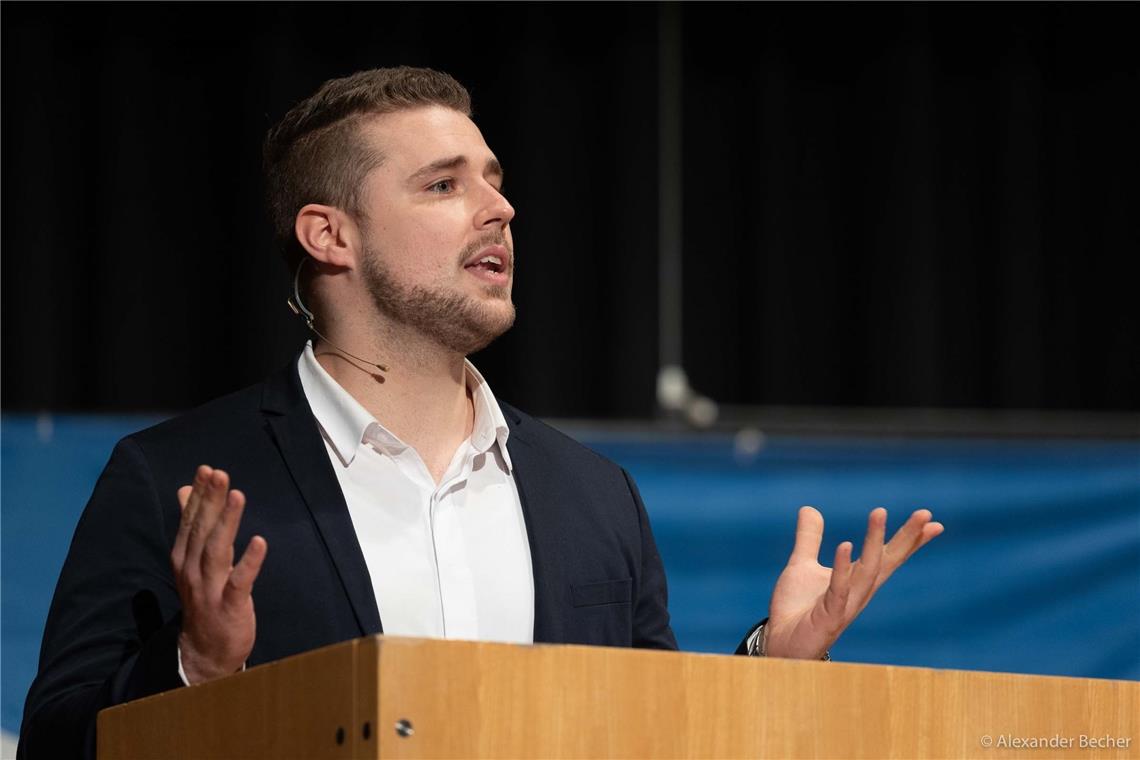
[621,467,680,651]
[19,438,186,760]
[620,466,763,656]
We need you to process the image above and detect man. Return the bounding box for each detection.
[19,67,942,757]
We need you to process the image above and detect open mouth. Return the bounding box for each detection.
[463,245,511,284]
[464,254,506,275]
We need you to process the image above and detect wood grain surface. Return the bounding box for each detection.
[98,635,1138,759]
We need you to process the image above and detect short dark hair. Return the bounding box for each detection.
[263,67,472,271]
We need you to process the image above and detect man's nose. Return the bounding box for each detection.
[476,185,515,229]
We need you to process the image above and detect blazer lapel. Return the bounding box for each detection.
[260,358,383,637]
[502,406,568,644]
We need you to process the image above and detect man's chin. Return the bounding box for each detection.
[472,302,516,345]
[458,329,511,356]
[472,280,511,299]
[365,273,515,355]
[441,297,515,356]
[472,288,515,324]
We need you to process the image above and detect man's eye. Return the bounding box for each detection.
[427,179,454,193]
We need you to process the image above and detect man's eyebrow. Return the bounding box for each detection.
[485,157,504,183]
[408,155,466,183]
[407,155,505,185]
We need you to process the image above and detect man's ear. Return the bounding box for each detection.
[294,204,360,269]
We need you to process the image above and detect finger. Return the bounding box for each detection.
[201,489,247,584]
[182,465,212,527]
[171,466,211,571]
[820,541,854,623]
[849,507,887,598]
[912,521,944,554]
[171,487,193,570]
[882,510,940,576]
[789,506,825,564]
[183,469,231,581]
[871,516,945,595]
[223,535,268,606]
[884,509,931,563]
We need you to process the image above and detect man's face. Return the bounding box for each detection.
[355,105,516,356]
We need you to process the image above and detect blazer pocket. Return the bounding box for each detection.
[571,578,632,608]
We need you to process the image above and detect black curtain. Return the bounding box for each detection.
[3,2,1137,416]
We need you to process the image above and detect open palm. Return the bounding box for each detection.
[762,506,943,660]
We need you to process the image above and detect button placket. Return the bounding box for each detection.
[430,484,478,640]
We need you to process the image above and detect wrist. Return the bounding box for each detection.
[750,621,831,661]
[177,633,243,685]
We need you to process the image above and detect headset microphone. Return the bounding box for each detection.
[287,257,390,373]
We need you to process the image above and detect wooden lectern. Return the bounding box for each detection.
[98,635,1138,759]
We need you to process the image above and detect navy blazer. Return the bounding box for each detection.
[19,355,681,758]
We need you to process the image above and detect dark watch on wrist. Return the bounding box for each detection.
[747,621,831,661]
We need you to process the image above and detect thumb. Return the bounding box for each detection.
[789,506,825,564]
[222,536,268,607]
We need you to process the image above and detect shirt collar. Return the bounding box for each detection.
[465,358,514,471]
[296,341,513,471]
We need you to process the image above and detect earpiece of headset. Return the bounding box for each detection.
[286,256,316,327]
[287,257,390,373]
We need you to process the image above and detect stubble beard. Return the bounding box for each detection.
[360,241,517,357]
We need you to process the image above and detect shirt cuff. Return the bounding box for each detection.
[177,645,191,686]
[177,646,246,686]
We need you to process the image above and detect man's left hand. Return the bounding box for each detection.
[762,506,943,660]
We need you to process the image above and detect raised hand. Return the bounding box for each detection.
[171,465,267,684]
[762,506,943,660]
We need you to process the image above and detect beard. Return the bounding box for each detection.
[359,237,516,356]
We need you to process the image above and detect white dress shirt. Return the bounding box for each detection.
[296,342,535,643]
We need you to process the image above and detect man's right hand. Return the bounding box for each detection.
[171,465,268,685]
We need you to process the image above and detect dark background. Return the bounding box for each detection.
[3,2,1138,417]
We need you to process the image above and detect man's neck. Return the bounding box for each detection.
[313,329,475,484]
